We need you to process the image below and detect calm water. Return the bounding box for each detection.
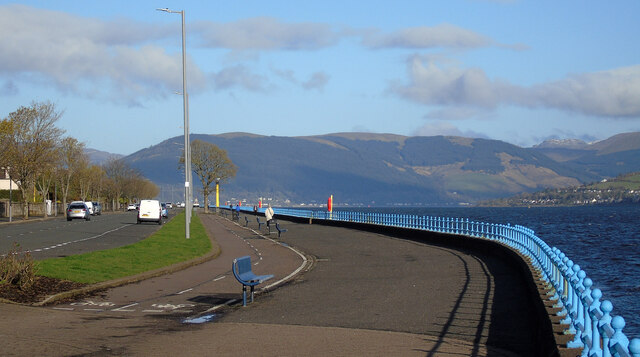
[334,205,640,338]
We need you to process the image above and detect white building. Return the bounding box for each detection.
[0,167,19,190]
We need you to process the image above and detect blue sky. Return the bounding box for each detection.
[1,1,639,155]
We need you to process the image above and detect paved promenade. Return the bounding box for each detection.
[0,212,557,356]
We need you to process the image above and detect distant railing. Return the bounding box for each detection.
[225,206,640,356]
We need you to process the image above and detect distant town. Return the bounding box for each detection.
[480,172,640,207]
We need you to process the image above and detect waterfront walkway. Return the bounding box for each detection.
[0,212,557,356]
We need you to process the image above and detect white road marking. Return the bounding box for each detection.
[24,224,133,254]
[200,299,238,315]
[112,303,139,312]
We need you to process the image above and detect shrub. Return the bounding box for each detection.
[0,243,38,289]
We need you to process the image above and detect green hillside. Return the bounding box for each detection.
[124,132,640,206]
[480,172,640,206]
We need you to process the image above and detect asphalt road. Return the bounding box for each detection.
[0,214,554,356]
[0,211,167,259]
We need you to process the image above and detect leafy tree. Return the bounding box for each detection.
[180,139,237,213]
[0,102,64,219]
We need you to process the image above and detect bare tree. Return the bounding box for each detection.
[103,158,129,211]
[58,137,87,210]
[180,139,237,213]
[137,177,160,200]
[36,165,58,218]
[102,158,155,211]
[89,165,106,205]
[0,101,64,219]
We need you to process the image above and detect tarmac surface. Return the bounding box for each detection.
[0,212,555,356]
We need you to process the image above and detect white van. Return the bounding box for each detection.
[84,201,94,215]
[137,199,162,225]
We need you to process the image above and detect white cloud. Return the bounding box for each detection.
[210,65,270,92]
[193,17,341,51]
[1,80,18,96]
[390,56,510,109]
[423,107,493,120]
[271,68,330,91]
[391,57,640,118]
[522,66,640,117]
[302,72,329,91]
[363,24,492,49]
[0,4,205,104]
[412,121,489,139]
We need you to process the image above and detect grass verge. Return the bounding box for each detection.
[36,211,212,284]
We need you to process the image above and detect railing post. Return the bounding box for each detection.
[562,259,575,326]
[578,275,592,355]
[629,338,640,357]
[587,288,603,356]
[610,316,629,355]
[600,300,613,357]
[567,264,585,348]
[280,207,637,353]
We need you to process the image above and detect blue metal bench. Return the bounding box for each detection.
[232,255,274,306]
[275,222,288,238]
[256,217,265,230]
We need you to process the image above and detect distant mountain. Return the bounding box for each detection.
[530,132,640,177]
[86,148,123,165]
[122,132,640,206]
[533,138,589,150]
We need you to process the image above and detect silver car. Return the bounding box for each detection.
[92,201,102,215]
[67,202,91,221]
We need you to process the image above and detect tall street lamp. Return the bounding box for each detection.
[157,7,191,239]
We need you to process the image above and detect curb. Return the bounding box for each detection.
[32,244,222,307]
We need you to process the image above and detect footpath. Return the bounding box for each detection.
[0,212,561,356]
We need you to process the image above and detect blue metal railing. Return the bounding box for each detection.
[223,205,640,356]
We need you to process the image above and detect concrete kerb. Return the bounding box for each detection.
[31,245,222,307]
[0,212,210,306]
[31,213,311,310]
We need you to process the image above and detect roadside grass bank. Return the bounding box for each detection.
[37,212,212,284]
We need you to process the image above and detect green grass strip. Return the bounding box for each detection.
[37,211,212,284]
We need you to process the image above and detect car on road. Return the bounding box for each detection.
[127,203,137,211]
[67,202,91,221]
[137,199,162,225]
[92,202,102,215]
[84,201,94,215]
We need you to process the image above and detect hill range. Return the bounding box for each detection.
[121,132,640,206]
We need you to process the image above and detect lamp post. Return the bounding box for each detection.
[9,172,12,223]
[157,7,191,239]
